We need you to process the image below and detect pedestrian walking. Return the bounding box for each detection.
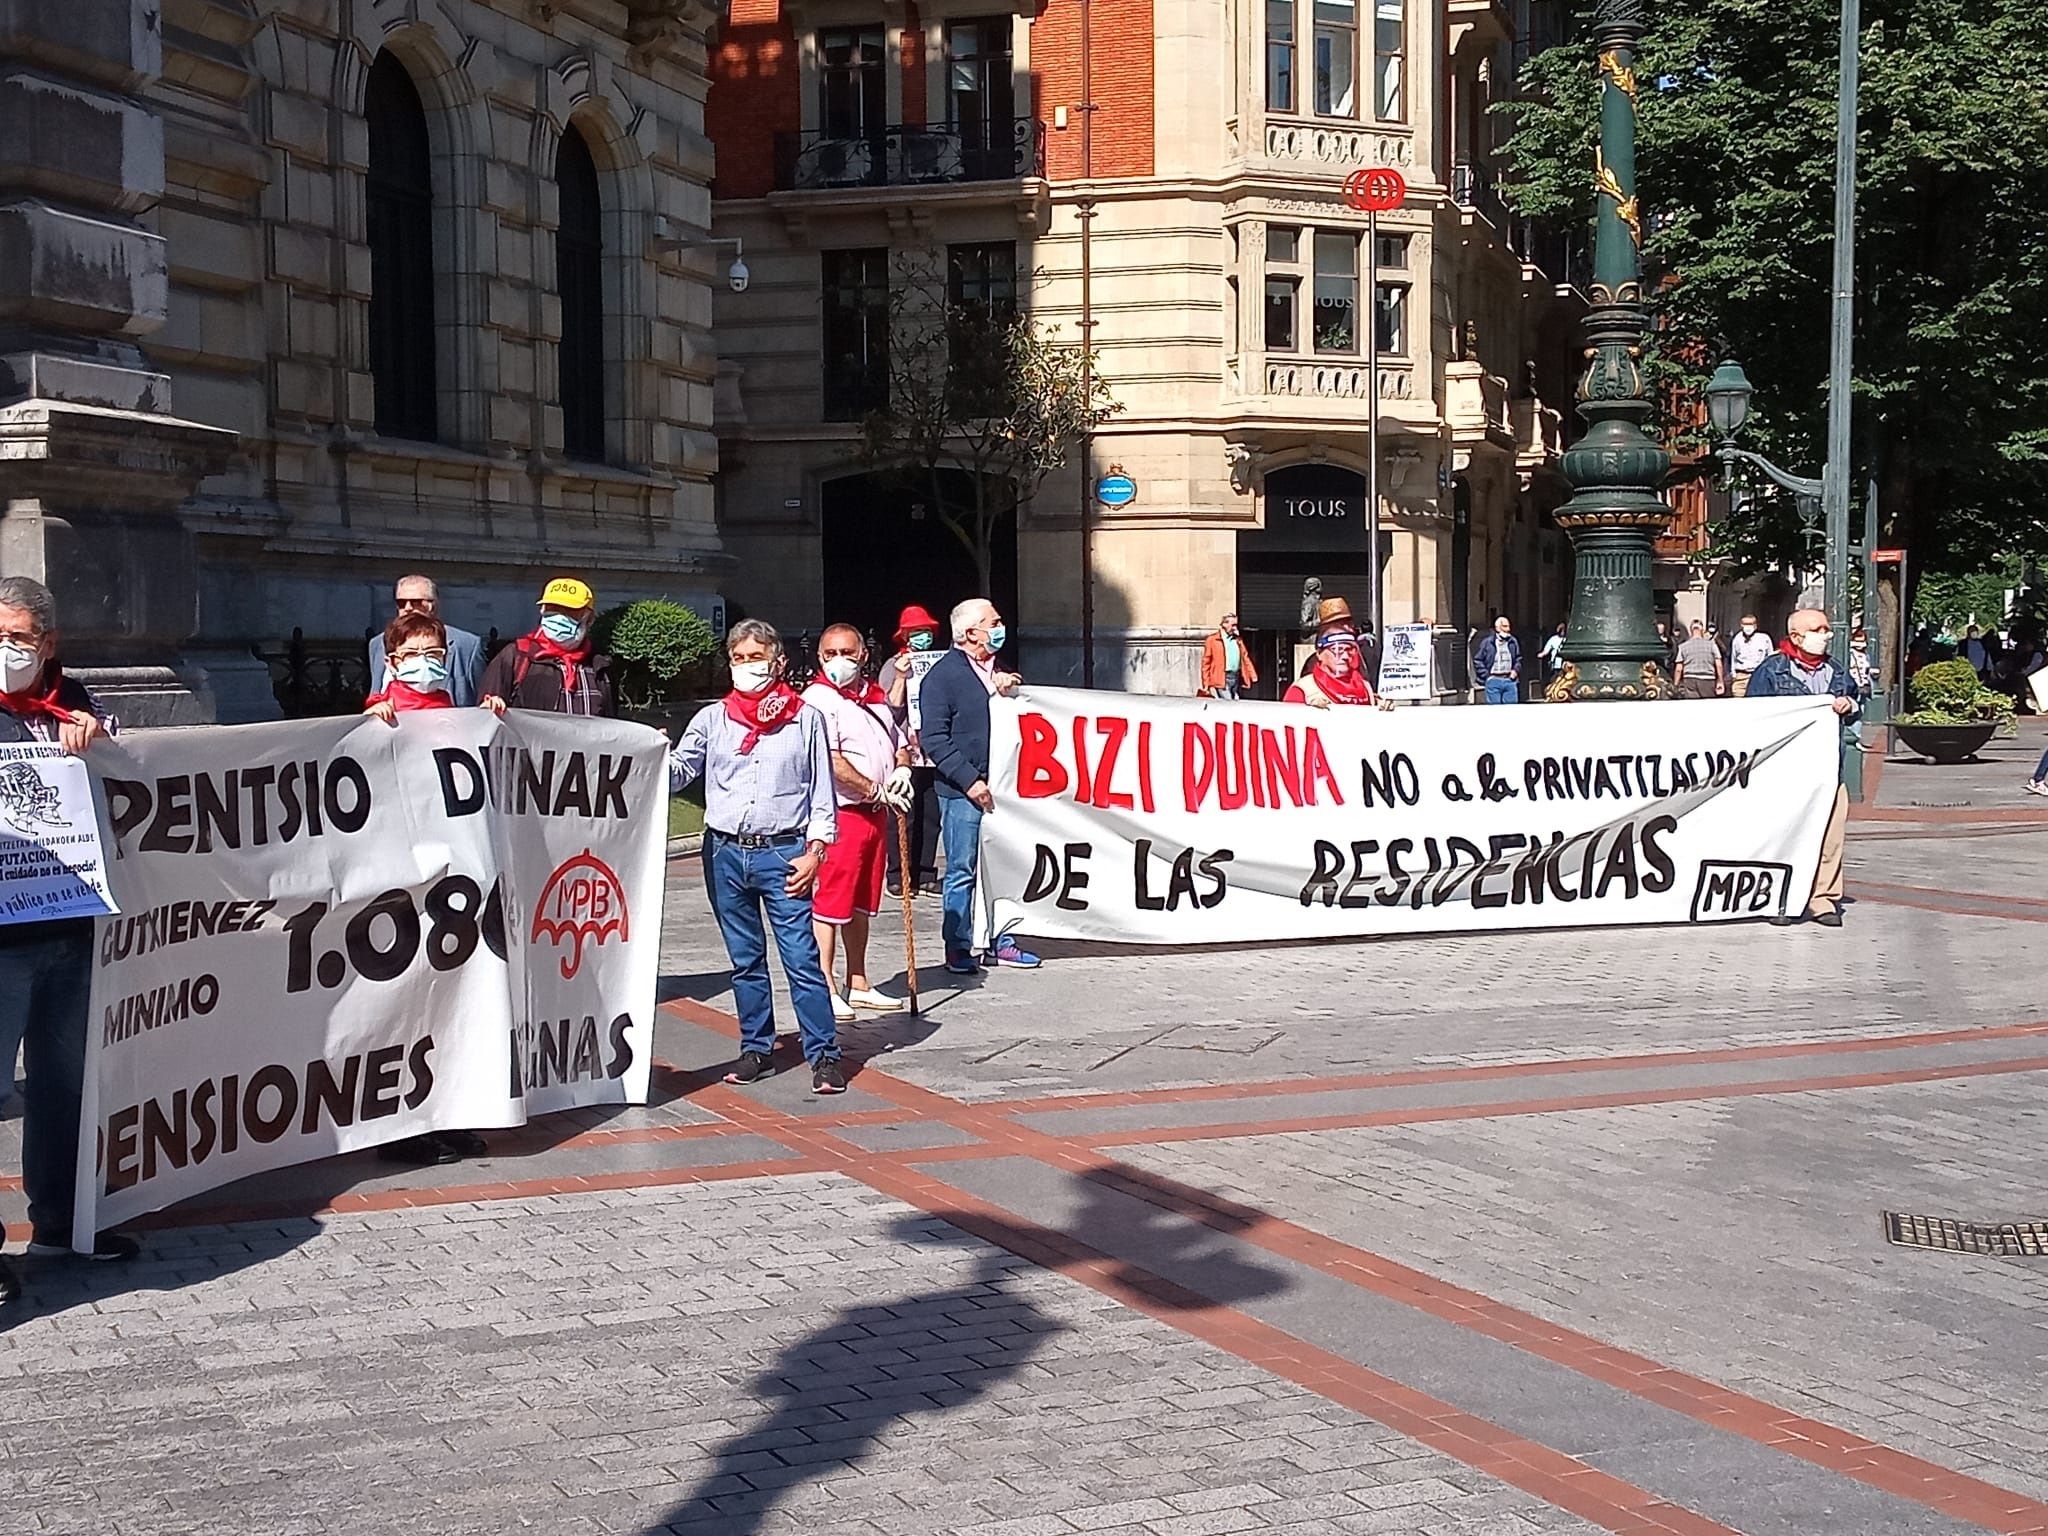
[1199,612,1257,700]
[1540,622,1566,682]
[1674,620,1726,699]
[1474,615,1522,704]
[919,598,1040,975]
[802,624,914,1021]
[668,620,846,1093]
[480,577,616,717]
[879,604,944,897]
[1284,598,1393,710]
[1728,615,1772,697]
[0,577,138,1302]
[1744,608,1859,927]
[367,574,485,706]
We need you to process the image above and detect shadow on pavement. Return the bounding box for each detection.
[1,1221,314,1334]
[643,1181,1289,1534]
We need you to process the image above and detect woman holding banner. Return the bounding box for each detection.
[362,610,492,1167]
[1283,597,1395,712]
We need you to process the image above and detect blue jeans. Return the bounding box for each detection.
[0,920,93,1237]
[940,793,983,960]
[1484,676,1520,704]
[702,835,839,1063]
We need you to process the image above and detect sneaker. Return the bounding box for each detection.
[2026,780,2048,798]
[724,1050,774,1085]
[845,986,898,1012]
[435,1129,489,1158]
[1812,908,1844,928]
[379,1133,459,1167]
[830,991,856,1024]
[26,1230,140,1262]
[885,878,906,899]
[986,938,1042,969]
[944,952,981,976]
[811,1059,847,1095]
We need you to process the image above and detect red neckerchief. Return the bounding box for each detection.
[521,631,591,693]
[0,662,78,724]
[365,680,454,712]
[723,683,805,753]
[1313,660,1377,705]
[823,674,888,708]
[1780,636,1828,672]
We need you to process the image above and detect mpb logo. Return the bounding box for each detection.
[1689,860,1795,921]
[531,849,631,978]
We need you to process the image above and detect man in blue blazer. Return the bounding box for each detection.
[367,574,485,706]
[917,597,1041,974]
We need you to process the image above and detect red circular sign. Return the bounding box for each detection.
[1342,166,1408,213]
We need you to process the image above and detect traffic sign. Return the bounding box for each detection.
[1342,166,1407,213]
[1095,470,1137,509]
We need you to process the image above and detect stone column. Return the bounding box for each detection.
[0,0,239,723]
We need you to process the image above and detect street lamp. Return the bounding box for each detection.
[1703,360,1753,440]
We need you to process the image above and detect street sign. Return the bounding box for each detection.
[1095,470,1137,508]
[1342,166,1407,213]
[1871,547,1906,563]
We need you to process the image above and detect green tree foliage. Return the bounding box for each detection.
[1499,0,2048,584]
[593,599,717,707]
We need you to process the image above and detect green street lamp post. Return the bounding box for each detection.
[1547,0,1675,702]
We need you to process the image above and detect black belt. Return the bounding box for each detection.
[708,828,807,850]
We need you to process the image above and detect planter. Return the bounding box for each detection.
[1892,722,1998,764]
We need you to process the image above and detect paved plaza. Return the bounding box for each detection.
[5,725,2047,1536]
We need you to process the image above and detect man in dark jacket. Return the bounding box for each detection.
[0,577,138,1301]
[917,597,1039,974]
[1473,615,1522,704]
[480,576,617,717]
[1745,607,1858,928]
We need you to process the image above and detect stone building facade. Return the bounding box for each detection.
[705,0,1582,695]
[1,0,725,722]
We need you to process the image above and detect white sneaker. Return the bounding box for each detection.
[845,986,898,1012]
[2025,780,2048,798]
[829,992,856,1023]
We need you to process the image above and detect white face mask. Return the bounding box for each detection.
[1741,624,1756,636]
[0,641,41,694]
[1795,630,1831,657]
[821,656,861,688]
[730,660,775,695]
[393,655,450,693]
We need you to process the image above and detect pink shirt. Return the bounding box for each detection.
[967,650,1001,695]
[801,682,903,807]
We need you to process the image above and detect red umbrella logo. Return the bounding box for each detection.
[530,849,631,979]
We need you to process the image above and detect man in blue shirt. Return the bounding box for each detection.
[1744,607,1859,928]
[367,574,485,706]
[669,620,845,1093]
[918,598,1040,975]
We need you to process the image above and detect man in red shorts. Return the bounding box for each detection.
[804,624,914,1019]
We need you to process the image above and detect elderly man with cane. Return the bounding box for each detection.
[802,624,915,1020]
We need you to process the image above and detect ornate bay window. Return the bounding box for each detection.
[1261,0,1405,123]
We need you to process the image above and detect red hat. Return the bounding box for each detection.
[894,604,940,642]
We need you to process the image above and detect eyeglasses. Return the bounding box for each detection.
[393,647,448,664]
[0,630,41,648]
[395,596,437,611]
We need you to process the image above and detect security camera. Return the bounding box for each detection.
[727,257,750,294]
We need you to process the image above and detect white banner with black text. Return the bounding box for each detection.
[74,711,668,1244]
[976,689,1841,948]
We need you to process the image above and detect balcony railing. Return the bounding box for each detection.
[774,118,1044,192]
[1450,161,1511,229]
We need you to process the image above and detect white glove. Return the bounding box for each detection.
[877,766,915,813]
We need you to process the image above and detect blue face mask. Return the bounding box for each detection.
[986,624,1008,652]
[538,612,586,646]
[908,631,935,651]
[394,655,450,693]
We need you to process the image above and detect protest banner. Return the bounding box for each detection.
[976,689,1841,948]
[0,742,117,925]
[73,710,668,1246]
[1377,625,1435,700]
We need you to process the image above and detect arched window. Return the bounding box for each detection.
[366,51,438,441]
[556,125,605,462]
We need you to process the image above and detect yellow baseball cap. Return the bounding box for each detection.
[538,577,594,610]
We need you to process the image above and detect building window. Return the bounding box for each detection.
[1375,232,1408,270]
[948,241,1017,316]
[365,51,436,442]
[1375,282,1408,354]
[819,26,886,139]
[1266,0,1295,113]
[555,124,605,463]
[948,18,1015,175]
[1264,224,1302,351]
[1312,230,1357,353]
[1313,1,1357,118]
[1374,0,1405,120]
[822,248,890,421]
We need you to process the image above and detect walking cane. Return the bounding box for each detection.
[893,807,920,1017]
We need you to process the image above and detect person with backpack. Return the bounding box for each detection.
[480,577,617,717]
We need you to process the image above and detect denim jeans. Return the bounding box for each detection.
[0,919,93,1237]
[1484,676,1520,705]
[702,835,839,1063]
[940,793,983,960]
